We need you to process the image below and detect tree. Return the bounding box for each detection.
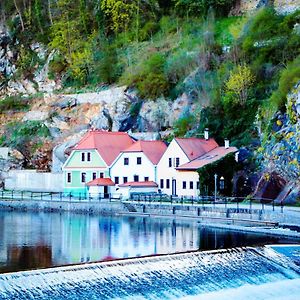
[225,64,255,105]
[101,0,138,33]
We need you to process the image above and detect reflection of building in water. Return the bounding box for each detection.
[109,218,200,258]
[60,215,111,263]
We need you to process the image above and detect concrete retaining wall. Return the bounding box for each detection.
[4,170,64,192]
[0,199,124,215]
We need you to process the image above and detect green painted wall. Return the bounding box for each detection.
[63,149,109,194]
[64,150,106,168]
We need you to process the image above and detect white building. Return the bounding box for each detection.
[157,137,237,197]
[110,140,167,185]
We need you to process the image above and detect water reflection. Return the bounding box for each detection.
[0,211,296,273]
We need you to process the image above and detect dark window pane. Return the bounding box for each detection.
[160,179,164,189]
[137,157,142,165]
[166,179,170,189]
[190,181,193,189]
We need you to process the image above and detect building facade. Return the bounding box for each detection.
[62,130,134,195]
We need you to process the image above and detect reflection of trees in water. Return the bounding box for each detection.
[1,245,52,273]
[198,227,283,251]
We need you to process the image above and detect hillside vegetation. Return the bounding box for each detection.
[0,1,300,184]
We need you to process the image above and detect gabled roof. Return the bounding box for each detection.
[74,130,134,166]
[122,140,167,165]
[119,181,158,187]
[175,138,219,161]
[176,146,238,171]
[87,177,115,186]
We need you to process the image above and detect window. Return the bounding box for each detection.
[190,181,193,189]
[124,157,129,165]
[137,157,142,165]
[169,158,173,167]
[87,152,91,162]
[67,172,72,183]
[160,179,164,189]
[176,157,180,167]
[81,152,85,161]
[197,181,200,189]
[123,177,128,183]
[182,181,186,189]
[81,172,86,183]
[100,172,104,178]
[144,177,149,181]
[92,172,97,180]
[166,179,170,189]
[115,177,119,184]
[134,175,139,182]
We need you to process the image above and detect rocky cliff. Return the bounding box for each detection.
[255,82,300,204]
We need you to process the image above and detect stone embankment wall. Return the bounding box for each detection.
[4,170,63,192]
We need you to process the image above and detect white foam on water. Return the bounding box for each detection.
[179,278,300,300]
[0,246,299,299]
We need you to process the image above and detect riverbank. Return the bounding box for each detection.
[1,198,300,239]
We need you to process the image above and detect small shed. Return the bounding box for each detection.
[87,178,116,198]
[118,181,158,199]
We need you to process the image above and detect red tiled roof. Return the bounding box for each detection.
[176,146,238,170]
[74,130,134,166]
[119,181,158,187]
[175,138,219,161]
[122,140,167,165]
[87,177,115,186]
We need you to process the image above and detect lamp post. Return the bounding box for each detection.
[214,174,217,206]
[220,176,225,190]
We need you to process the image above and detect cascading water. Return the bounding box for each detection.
[0,246,299,300]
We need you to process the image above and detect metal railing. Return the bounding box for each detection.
[0,190,122,203]
[126,193,284,212]
[0,189,284,212]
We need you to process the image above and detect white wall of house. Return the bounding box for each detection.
[118,186,158,199]
[175,171,200,197]
[88,186,117,198]
[157,140,190,196]
[110,152,156,184]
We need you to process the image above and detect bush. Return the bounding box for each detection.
[122,53,169,99]
[0,96,29,112]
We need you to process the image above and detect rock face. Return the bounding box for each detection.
[0,25,60,96]
[233,0,300,15]
[255,82,300,204]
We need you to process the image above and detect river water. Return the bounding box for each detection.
[0,211,297,273]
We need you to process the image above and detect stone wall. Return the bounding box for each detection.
[4,170,63,192]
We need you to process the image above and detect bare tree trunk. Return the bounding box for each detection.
[48,0,53,25]
[13,0,25,31]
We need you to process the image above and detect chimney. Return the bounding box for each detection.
[204,128,209,140]
[224,139,229,149]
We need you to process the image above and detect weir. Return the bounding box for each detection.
[0,246,299,299]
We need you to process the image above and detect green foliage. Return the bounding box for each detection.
[173,111,196,137]
[122,53,169,99]
[1,121,50,164]
[225,64,255,105]
[0,95,30,112]
[198,153,237,196]
[173,0,236,17]
[270,56,300,110]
